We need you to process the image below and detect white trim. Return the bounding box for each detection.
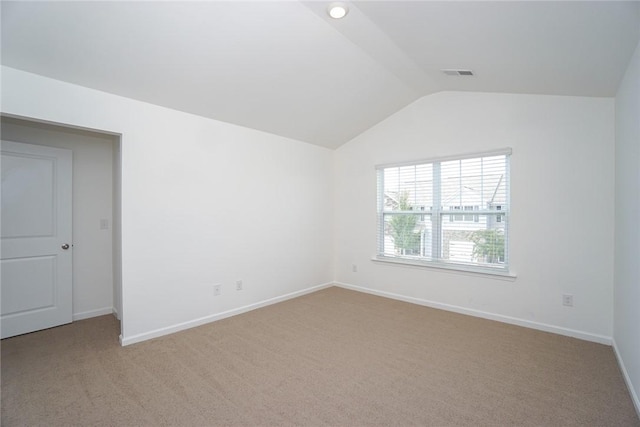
[120,282,333,346]
[375,147,512,170]
[73,307,114,321]
[334,281,611,345]
[372,256,516,280]
[1,112,122,137]
[612,339,640,418]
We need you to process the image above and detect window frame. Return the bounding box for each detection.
[375,148,512,276]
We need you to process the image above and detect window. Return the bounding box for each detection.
[376,149,510,274]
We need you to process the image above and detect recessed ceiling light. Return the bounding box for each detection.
[328,2,349,19]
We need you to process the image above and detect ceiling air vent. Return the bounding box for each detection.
[442,69,474,76]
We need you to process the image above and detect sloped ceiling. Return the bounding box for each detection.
[2,1,639,149]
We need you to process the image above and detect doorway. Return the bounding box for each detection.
[1,116,122,336]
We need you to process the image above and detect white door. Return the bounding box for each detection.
[1,140,73,339]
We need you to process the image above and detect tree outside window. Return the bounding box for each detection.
[389,192,421,255]
[470,228,505,263]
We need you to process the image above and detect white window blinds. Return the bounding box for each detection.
[376,149,511,273]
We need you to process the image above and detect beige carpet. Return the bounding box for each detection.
[2,287,638,426]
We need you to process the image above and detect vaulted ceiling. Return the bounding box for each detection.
[2,1,639,149]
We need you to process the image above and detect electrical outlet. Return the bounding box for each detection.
[214,284,221,296]
[236,280,243,291]
[352,264,358,273]
[562,294,573,307]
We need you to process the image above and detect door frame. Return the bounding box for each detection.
[1,113,123,336]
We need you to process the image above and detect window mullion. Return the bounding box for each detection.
[432,162,441,259]
[377,169,385,254]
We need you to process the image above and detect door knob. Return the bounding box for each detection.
[61,243,70,250]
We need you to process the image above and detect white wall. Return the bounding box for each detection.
[614,40,640,414]
[334,91,615,342]
[1,117,116,320]
[0,66,622,351]
[1,66,334,344]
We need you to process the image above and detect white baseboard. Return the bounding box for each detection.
[120,282,333,346]
[612,339,640,419]
[334,282,612,345]
[73,307,114,321]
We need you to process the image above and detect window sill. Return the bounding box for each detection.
[371,256,517,280]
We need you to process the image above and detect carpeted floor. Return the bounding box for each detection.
[2,287,639,426]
